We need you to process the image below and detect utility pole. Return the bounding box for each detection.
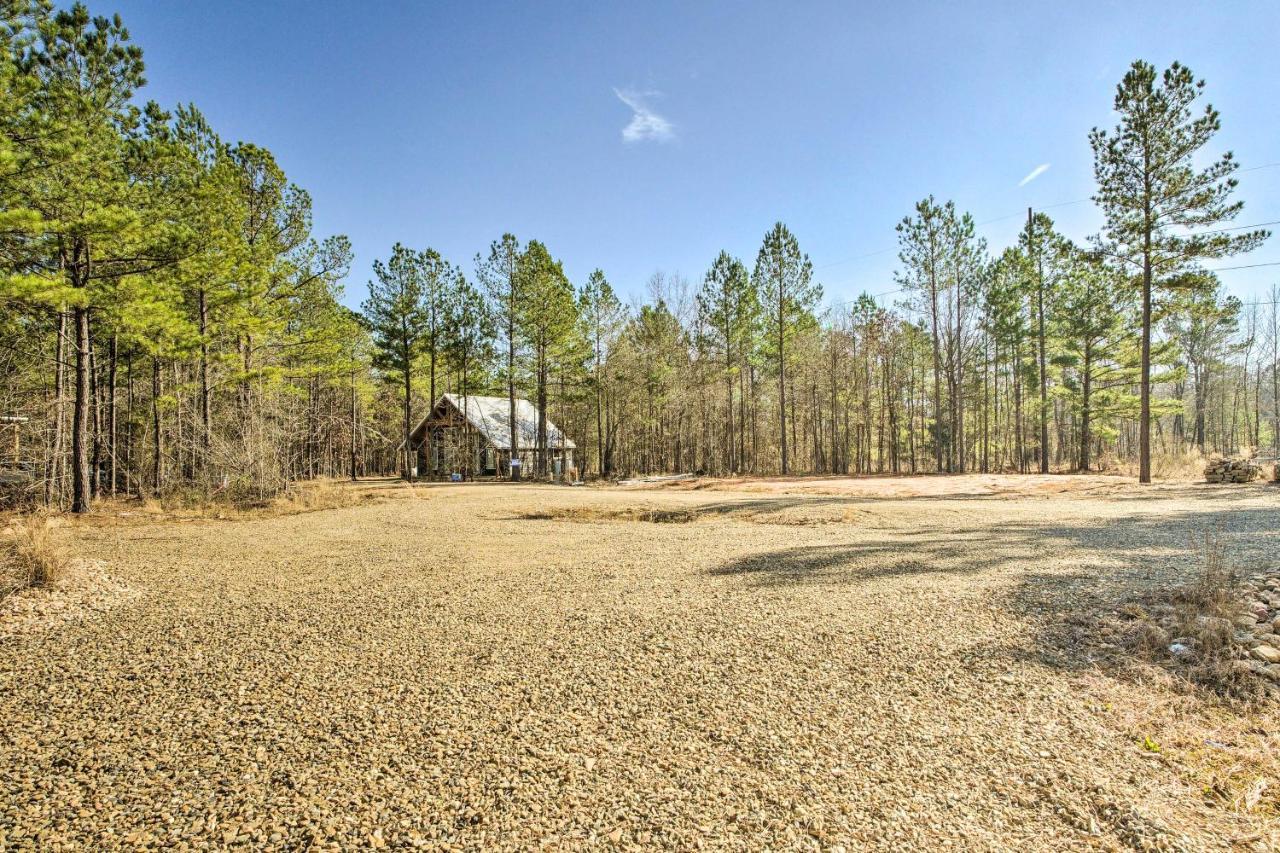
[1028,207,1049,474]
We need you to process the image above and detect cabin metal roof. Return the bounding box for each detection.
[409,394,576,451]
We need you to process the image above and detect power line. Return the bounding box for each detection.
[1210,260,1280,272]
[814,161,1280,275]
[1193,219,1279,236]
[830,259,1280,309]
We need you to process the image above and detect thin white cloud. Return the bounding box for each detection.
[1018,163,1051,187]
[613,87,674,144]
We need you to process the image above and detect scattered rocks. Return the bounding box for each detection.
[1139,564,1280,693]
[0,559,136,637]
[1252,645,1280,664]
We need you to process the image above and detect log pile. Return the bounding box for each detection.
[1203,457,1262,484]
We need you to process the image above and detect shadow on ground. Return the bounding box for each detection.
[708,498,1278,678]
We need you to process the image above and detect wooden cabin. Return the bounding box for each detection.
[407,394,576,479]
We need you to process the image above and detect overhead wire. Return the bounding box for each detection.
[815,161,1280,306]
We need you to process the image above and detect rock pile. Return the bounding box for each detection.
[1191,571,1279,680]
[1203,457,1261,483]
[1229,571,1280,681]
[1134,570,1280,692]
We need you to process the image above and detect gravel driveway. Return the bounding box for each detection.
[1,477,1277,849]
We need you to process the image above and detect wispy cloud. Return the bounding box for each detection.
[613,88,674,144]
[1018,163,1051,187]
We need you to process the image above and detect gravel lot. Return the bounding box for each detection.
[1,476,1278,850]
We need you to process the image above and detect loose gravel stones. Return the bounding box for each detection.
[1,478,1276,849]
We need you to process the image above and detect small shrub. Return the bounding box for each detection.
[7,514,67,588]
[1154,529,1258,697]
[1117,448,1207,481]
[270,480,365,514]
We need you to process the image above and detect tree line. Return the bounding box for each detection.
[0,1,365,512]
[0,1,1273,514]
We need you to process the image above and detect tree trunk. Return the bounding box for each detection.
[402,366,413,480]
[89,337,101,499]
[198,288,211,466]
[71,305,91,513]
[350,365,359,481]
[107,335,117,496]
[1029,209,1049,475]
[778,288,788,475]
[151,355,163,496]
[46,310,66,508]
[1080,344,1093,471]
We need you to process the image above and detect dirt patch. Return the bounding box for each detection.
[518,502,871,527]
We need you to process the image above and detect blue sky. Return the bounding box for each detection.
[108,1,1280,311]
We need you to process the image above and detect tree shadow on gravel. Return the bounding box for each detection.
[708,539,1007,587]
[708,502,1278,674]
[514,484,1272,528]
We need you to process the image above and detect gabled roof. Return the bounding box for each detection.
[409,394,575,451]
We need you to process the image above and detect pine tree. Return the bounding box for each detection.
[12,5,200,511]
[1019,213,1072,473]
[362,243,427,479]
[753,223,817,475]
[517,240,576,477]
[697,251,756,474]
[1090,60,1269,483]
[475,234,522,476]
[1164,279,1242,454]
[445,272,495,477]
[1051,252,1138,470]
[579,269,626,477]
[896,198,952,471]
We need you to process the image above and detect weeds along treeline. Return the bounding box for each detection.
[0,2,1276,513]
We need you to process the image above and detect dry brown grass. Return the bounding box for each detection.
[269,479,372,514]
[1150,449,1211,481]
[1117,528,1261,700]
[1085,672,1280,829]
[91,479,388,524]
[3,513,67,591]
[519,505,695,524]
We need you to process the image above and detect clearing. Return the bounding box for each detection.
[1,475,1278,849]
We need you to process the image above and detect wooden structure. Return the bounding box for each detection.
[406,394,575,479]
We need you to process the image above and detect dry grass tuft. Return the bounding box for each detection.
[115,479,385,521]
[1119,529,1260,698]
[520,505,695,524]
[3,514,68,590]
[1111,448,1209,481]
[1084,673,1280,825]
[1171,530,1238,619]
[271,480,368,514]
